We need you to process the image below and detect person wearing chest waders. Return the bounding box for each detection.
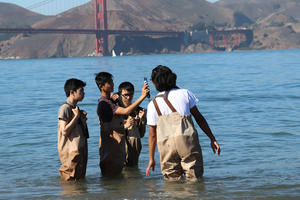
[145,65,221,181]
[57,78,89,181]
[117,82,147,167]
[95,72,149,177]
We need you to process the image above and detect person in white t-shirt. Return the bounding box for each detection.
[146,65,220,181]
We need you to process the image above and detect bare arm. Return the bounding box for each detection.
[59,106,80,137]
[115,83,149,115]
[146,125,157,176]
[190,106,221,155]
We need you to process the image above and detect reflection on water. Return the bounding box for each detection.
[122,166,145,180]
[160,181,206,199]
[59,167,208,199]
[60,181,88,197]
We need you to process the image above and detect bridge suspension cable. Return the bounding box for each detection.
[26,0,92,15]
[26,0,55,10]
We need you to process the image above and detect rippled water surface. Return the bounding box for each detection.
[0,49,300,199]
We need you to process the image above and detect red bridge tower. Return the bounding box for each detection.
[94,0,109,56]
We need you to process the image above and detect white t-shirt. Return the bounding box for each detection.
[147,88,198,126]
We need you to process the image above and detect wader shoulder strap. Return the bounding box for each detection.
[152,92,177,116]
[152,98,162,116]
[163,92,177,113]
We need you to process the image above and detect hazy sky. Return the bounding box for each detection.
[0,0,219,15]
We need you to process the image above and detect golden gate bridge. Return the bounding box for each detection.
[0,0,252,56]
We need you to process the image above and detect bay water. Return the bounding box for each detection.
[0,49,299,199]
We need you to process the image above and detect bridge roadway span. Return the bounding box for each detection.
[0,28,183,37]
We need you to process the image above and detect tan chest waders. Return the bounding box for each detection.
[153,92,203,180]
[58,103,88,181]
[125,120,143,166]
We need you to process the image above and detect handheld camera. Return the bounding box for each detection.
[144,77,150,99]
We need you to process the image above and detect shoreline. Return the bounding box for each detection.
[1,47,300,60]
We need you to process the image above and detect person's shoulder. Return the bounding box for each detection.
[178,88,194,95]
[98,98,119,112]
[170,88,187,92]
[147,99,154,109]
[59,102,70,111]
[98,96,106,103]
[170,88,190,95]
[99,97,116,104]
[58,102,72,120]
[98,99,108,105]
[98,100,111,109]
[179,88,190,93]
[98,97,111,105]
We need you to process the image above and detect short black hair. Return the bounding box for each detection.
[151,65,177,92]
[118,82,134,94]
[64,78,86,97]
[95,72,113,90]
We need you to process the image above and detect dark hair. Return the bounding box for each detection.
[118,82,134,94]
[95,72,113,90]
[151,65,177,92]
[64,78,86,97]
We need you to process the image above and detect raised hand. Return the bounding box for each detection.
[111,93,119,102]
[138,109,145,119]
[124,116,135,129]
[141,83,150,98]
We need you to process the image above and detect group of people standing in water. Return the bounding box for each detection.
[57,65,221,182]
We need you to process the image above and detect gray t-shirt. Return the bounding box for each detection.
[58,100,75,123]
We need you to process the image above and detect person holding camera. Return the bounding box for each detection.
[95,72,149,177]
[117,82,146,167]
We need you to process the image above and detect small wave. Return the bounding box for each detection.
[252,131,294,137]
[203,97,233,102]
[78,103,98,106]
[269,131,294,136]
[287,95,300,99]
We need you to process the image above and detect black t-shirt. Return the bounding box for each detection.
[97,96,118,123]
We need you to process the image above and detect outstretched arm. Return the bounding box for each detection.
[115,83,149,115]
[146,125,157,176]
[190,106,221,156]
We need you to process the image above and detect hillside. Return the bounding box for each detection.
[0,3,48,41]
[2,0,300,59]
[217,0,299,21]
[217,0,300,50]
[0,0,234,59]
